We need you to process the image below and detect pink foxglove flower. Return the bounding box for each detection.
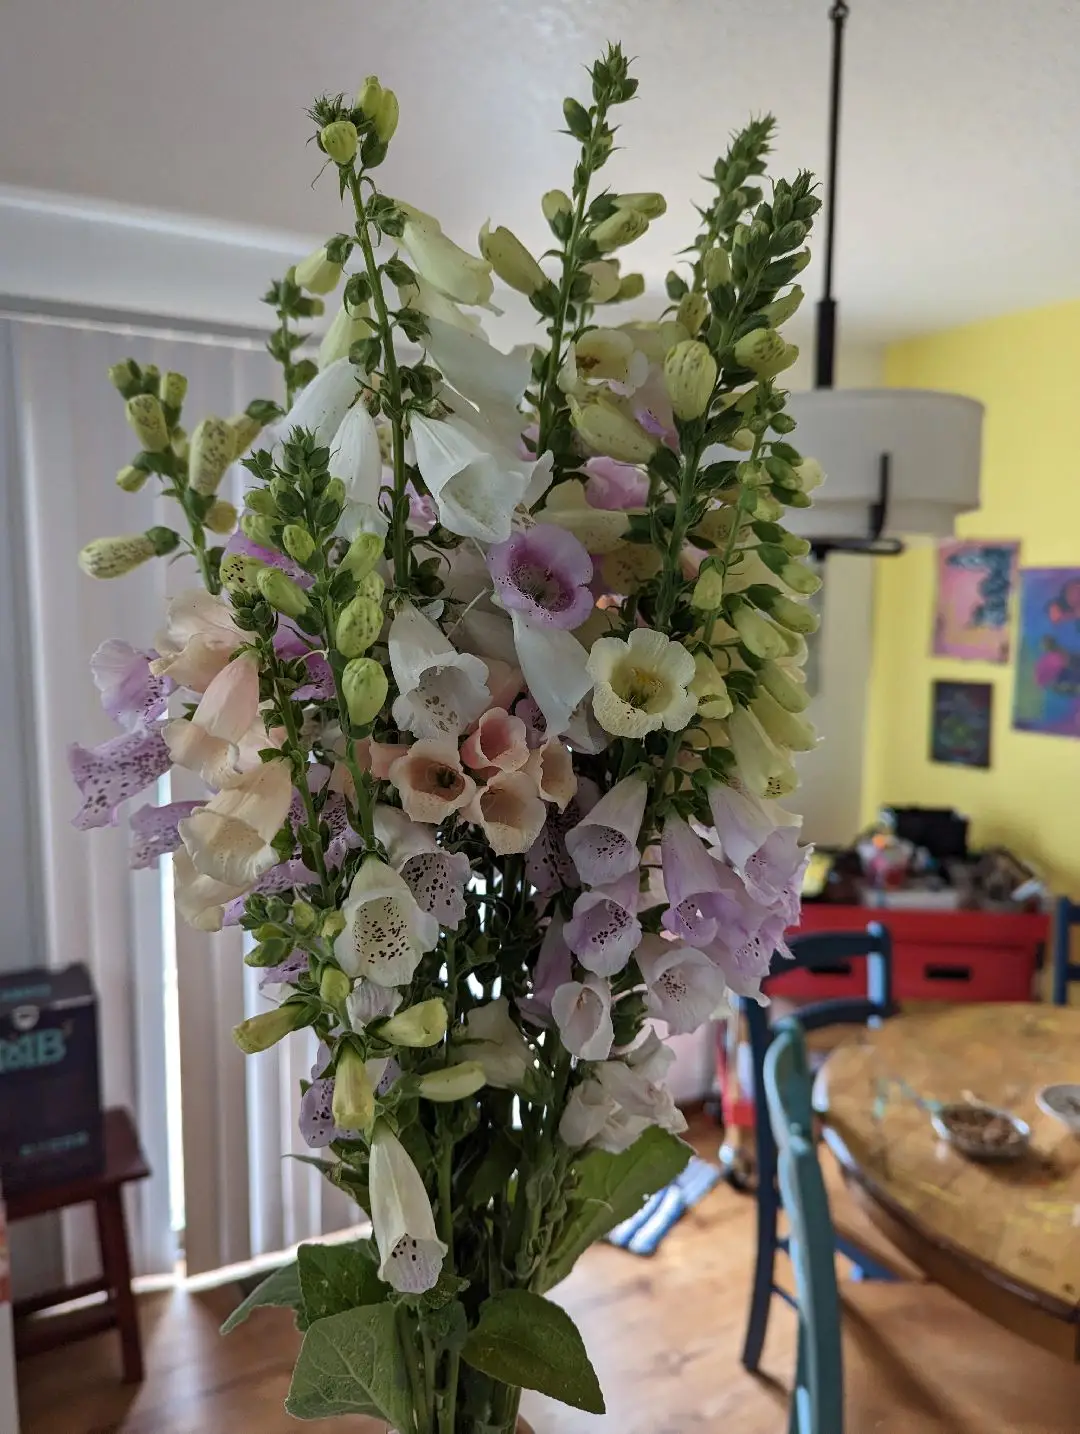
[466,770,546,856]
[525,775,599,893]
[334,858,439,987]
[524,738,576,810]
[388,739,477,824]
[460,707,530,774]
[660,813,757,947]
[68,730,171,831]
[518,915,575,1029]
[551,974,613,1061]
[636,936,729,1035]
[707,779,802,874]
[150,589,243,692]
[90,639,170,732]
[565,775,647,886]
[739,824,810,928]
[488,524,594,631]
[564,870,642,977]
[584,456,650,511]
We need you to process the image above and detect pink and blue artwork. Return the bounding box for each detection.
[1012,567,1080,738]
[933,540,1019,662]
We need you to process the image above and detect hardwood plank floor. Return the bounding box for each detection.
[15,1128,1080,1433]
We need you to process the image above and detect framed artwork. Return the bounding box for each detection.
[1012,567,1080,737]
[930,680,993,768]
[933,540,1019,662]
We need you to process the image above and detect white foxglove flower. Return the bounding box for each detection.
[509,610,592,739]
[452,996,538,1092]
[551,974,613,1061]
[276,357,359,452]
[595,1029,688,1134]
[178,759,292,889]
[423,317,531,417]
[636,936,729,1036]
[726,704,799,800]
[564,871,642,977]
[388,603,490,740]
[399,204,494,307]
[330,400,383,508]
[559,1079,619,1148]
[151,588,243,692]
[410,413,528,545]
[369,1122,448,1294]
[565,775,647,886]
[347,980,402,1029]
[372,805,472,928]
[333,858,439,987]
[398,273,486,336]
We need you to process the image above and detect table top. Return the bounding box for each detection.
[815,1004,1080,1322]
[7,1108,149,1220]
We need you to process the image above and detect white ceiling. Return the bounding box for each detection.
[2,0,1079,342]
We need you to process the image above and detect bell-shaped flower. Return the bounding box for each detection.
[388,739,477,824]
[551,974,614,1061]
[347,979,402,1029]
[410,413,528,545]
[508,611,592,739]
[369,1121,448,1294]
[705,914,789,1007]
[460,707,529,775]
[397,272,486,337]
[524,738,576,810]
[564,871,642,977]
[488,524,594,631]
[466,770,546,856]
[151,589,243,692]
[129,799,202,869]
[708,778,802,878]
[276,356,359,452]
[559,1079,621,1149]
[423,316,530,418]
[726,704,799,800]
[558,328,649,397]
[172,847,249,932]
[636,936,729,1036]
[178,758,292,889]
[541,479,629,554]
[389,603,491,740]
[330,399,383,509]
[69,729,171,831]
[318,300,374,370]
[452,996,538,1092]
[660,813,759,948]
[334,858,439,987]
[519,915,575,1027]
[372,805,472,928]
[739,824,810,929]
[595,1029,689,1134]
[378,999,448,1049]
[165,653,262,787]
[399,203,494,307]
[300,1047,351,1149]
[583,457,650,512]
[565,775,647,886]
[587,628,697,740]
[90,639,170,732]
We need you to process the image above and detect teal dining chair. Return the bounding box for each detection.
[763,1017,844,1434]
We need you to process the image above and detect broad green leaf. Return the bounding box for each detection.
[540,1127,692,1291]
[461,1289,604,1415]
[220,1260,301,1334]
[285,1303,413,1428]
[297,1238,384,1324]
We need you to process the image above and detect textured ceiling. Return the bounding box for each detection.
[2,0,1079,340]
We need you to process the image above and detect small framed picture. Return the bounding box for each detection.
[930,680,993,769]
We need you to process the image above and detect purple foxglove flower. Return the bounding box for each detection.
[488,524,594,630]
[259,950,312,991]
[564,871,642,977]
[565,776,647,887]
[660,813,761,947]
[221,859,314,926]
[739,825,811,928]
[518,916,574,1028]
[293,652,336,702]
[514,695,548,749]
[406,481,437,534]
[525,777,599,893]
[707,780,802,874]
[636,937,729,1036]
[300,1075,343,1148]
[129,800,202,869]
[321,791,360,869]
[583,456,650,511]
[551,973,614,1061]
[90,639,171,732]
[224,530,312,588]
[69,730,171,830]
[347,980,402,1029]
[705,914,792,1007]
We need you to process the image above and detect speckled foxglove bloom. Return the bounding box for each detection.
[636,936,729,1035]
[90,639,170,732]
[564,870,642,976]
[347,979,403,1029]
[524,738,576,810]
[565,775,647,886]
[373,805,472,928]
[595,1030,688,1136]
[388,739,477,824]
[488,524,594,631]
[69,729,172,831]
[550,973,613,1061]
[369,1121,448,1294]
[410,413,528,545]
[389,603,491,740]
[129,800,202,869]
[334,858,439,987]
[660,812,759,947]
[330,398,383,508]
[725,703,798,800]
[587,628,697,739]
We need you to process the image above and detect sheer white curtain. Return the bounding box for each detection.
[6,313,355,1281]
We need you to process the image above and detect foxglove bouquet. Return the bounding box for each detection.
[72,44,821,1433]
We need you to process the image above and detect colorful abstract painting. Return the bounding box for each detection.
[930,680,993,768]
[933,540,1019,662]
[1012,568,1080,738]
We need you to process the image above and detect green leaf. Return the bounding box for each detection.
[285,1304,413,1427]
[540,1127,692,1291]
[220,1260,301,1334]
[296,1238,384,1324]
[462,1289,604,1414]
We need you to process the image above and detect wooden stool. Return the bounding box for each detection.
[7,1108,150,1383]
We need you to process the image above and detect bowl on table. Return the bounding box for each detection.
[1036,1084,1080,1135]
[931,1102,1031,1162]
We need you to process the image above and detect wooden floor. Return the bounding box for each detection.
[16,1126,1080,1434]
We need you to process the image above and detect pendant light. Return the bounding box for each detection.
[784,1,984,556]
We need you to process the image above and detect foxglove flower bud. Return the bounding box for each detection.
[125,394,169,452]
[569,397,657,463]
[325,477,347,507]
[729,427,756,451]
[781,531,812,557]
[240,512,277,548]
[751,690,818,751]
[204,499,238,534]
[766,592,820,634]
[374,89,399,143]
[318,302,374,369]
[233,1001,309,1054]
[79,533,157,579]
[357,75,383,119]
[292,898,317,933]
[703,246,731,290]
[691,566,725,611]
[295,245,343,296]
[415,1062,486,1102]
[319,966,352,1007]
[730,600,787,659]
[159,371,187,409]
[591,207,649,253]
[219,553,263,594]
[542,189,572,224]
[760,660,810,713]
[227,411,263,459]
[342,656,388,726]
[108,359,139,395]
[341,529,384,581]
[332,1044,375,1132]
[281,524,316,564]
[761,285,804,327]
[188,416,233,495]
[321,119,358,166]
[613,273,645,302]
[733,327,798,378]
[676,290,710,336]
[357,571,386,604]
[614,191,667,219]
[256,567,310,619]
[663,340,718,420]
[795,457,825,493]
[115,464,147,493]
[335,594,383,657]
[583,261,622,302]
[379,999,448,1049]
[478,222,548,296]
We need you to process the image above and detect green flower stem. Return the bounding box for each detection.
[346,169,412,592]
[398,1305,427,1434]
[437,1133,459,1434]
[262,641,332,897]
[654,431,706,629]
[276,304,298,408]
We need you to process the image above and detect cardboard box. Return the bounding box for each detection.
[0,966,103,1194]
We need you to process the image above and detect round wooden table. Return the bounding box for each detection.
[815,1003,1080,1360]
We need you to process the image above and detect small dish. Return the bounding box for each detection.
[931,1102,1031,1162]
[1036,1084,1080,1134]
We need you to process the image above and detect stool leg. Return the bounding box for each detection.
[95,1188,144,1383]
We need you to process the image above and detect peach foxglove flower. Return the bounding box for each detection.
[334,858,439,987]
[410,413,528,545]
[564,870,642,976]
[565,775,647,886]
[587,628,697,740]
[369,1121,448,1294]
[151,589,243,692]
[388,739,477,824]
[451,996,538,1093]
[178,758,292,890]
[389,603,490,740]
[551,974,613,1061]
[460,708,529,775]
[635,936,729,1036]
[524,739,576,811]
[466,770,546,856]
[508,611,591,739]
[165,653,261,787]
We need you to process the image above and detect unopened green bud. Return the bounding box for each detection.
[614,192,667,219]
[771,412,798,434]
[189,416,233,495]
[108,359,140,396]
[241,512,278,548]
[204,499,238,534]
[245,487,278,518]
[612,272,645,302]
[734,328,798,378]
[357,75,383,118]
[373,88,399,143]
[703,246,732,290]
[591,207,649,253]
[478,222,548,296]
[295,245,343,296]
[729,427,756,451]
[281,524,316,564]
[321,119,358,166]
[341,656,388,726]
[761,285,804,328]
[760,660,810,713]
[256,567,310,619]
[781,531,812,558]
[159,371,187,409]
[141,364,161,386]
[753,491,786,523]
[357,570,386,604]
[233,1001,309,1055]
[341,529,384,581]
[219,553,264,595]
[378,999,448,1049]
[763,591,820,635]
[569,397,657,464]
[752,690,818,751]
[731,601,787,659]
[322,911,346,940]
[542,189,572,225]
[335,594,383,657]
[676,291,710,336]
[415,1062,486,1102]
[227,411,263,459]
[319,966,353,1007]
[691,566,726,611]
[663,340,718,421]
[332,1044,375,1132]
[125,394,169,452]
[172,428,189,462]
[325,476,347,507]
[78,533,157,579]
[778,559,822,596]
[292,898,317,932]
[116,464,148,493]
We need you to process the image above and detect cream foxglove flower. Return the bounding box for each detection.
[564,775,647,886]
[508,611,592,740]
[399,203,494,307]
[726,704,799,799]
[451,996,538,1092]
[389,603,490,740]
[172,846,248,933]
[330,400,383,508]
[410,413,528,545]
[635,936,729,1036]
[466,770,547,856]
[178,758,292,889]
[550,974,613,1061]
[347,979,403,1029]
[397,273,486,336]
[542,480,629,554]
[151,589,243,692]
[369,1121,448,1294]
[558,328,649,397]
[415,1063,487,1102]
[750,689,819,752]
[334,858,439,987]
[164,653,261,786]
[587,628,697,739]
[422,316,531,420]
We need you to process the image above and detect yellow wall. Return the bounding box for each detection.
[865,299,1080,895]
